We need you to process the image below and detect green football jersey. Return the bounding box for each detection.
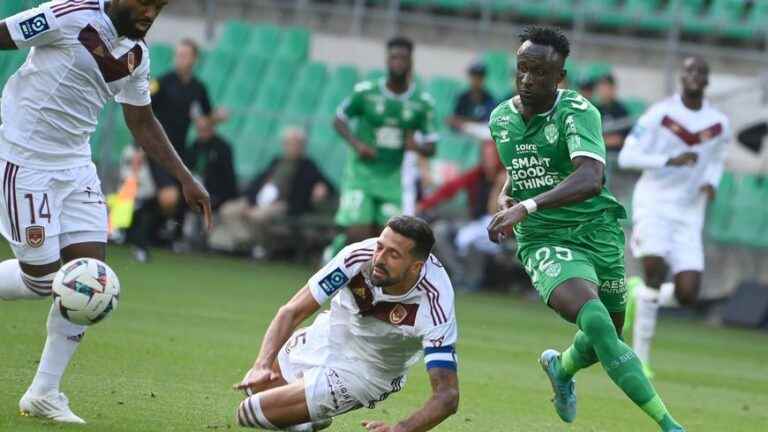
[337,79,438,200]
[488,89,626,238]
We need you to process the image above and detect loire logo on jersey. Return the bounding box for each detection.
[319,268,349,296]
[19,13,50,40]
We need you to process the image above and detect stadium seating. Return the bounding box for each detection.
[707,173,768,248]
[149,43,174,79]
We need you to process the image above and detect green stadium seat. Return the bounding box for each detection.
[334,65,360,90]
[587,0,628,28]
[0,49,29,87]
[219,55,269,110]
[149,43,174,79]
[198,49,237,103]
[216,20,253,53]
[623,0,674,33]
[234,116,276,180]
[482,50,512,84]
[247,24,282,56]
[284,62,329,120]
[0,2,25,18]
[623,97,648,120]
[275,27,311,63]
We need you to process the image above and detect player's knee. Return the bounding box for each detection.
[576,300,616,342]
[236,395,278,430]
[675,286,699,306]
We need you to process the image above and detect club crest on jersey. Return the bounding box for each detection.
[544,262,562,278]
[19,13,50,40]
[26,226,45,248]
[544,123,559,144]
[127,52,136,73]
[389,304,408,325]
[318,267,349,296]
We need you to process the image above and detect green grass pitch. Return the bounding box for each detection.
[1,246,766,431]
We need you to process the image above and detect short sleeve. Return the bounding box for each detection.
[336,81,370,121]
[4,4,63,49]
[307,242,372,305]
[418,93,439,143]
[562,98,607,165]
[418,271,458,371]
[115,53,151,106]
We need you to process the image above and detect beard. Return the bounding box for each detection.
[366,262,400,287]
[111,4,148,39]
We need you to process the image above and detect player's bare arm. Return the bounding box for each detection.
[122,103,212,228]
[488,156,603,242]
[496,174,517,211]
[404,130,436,157]
[334,117,377,159]
[0,22,18,50]
[362,367,459,432]
[236,286,321,392]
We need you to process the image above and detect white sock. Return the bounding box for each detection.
[27,304,87,397]
[633,284,660,365]
[236,393,278,430]
[658,282,679,307]
[0,259,50,300]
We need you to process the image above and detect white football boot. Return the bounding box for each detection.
[19,390,86,424]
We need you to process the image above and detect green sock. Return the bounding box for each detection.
[577,299,682,430]
[559,330,598,380]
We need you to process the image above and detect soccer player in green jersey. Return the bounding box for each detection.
[330,37,438,254]
[487,27,685,431]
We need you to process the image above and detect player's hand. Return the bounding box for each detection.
[488,204,528,243]
[403,130,419,152]
[361,420,396,432]
[181,177,213,231]
[233,367,281,393]
[666,152,698,167]
[354,140,377,160]
[700,184,716,201]
[498,195,518,211]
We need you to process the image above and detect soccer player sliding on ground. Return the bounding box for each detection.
[0,0,211,423]
[487,26,685,431]
[235,216,459,432]
[619,56,730,378]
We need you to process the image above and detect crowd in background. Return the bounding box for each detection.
[112,38,647,293]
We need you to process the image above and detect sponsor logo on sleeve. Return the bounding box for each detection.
[318,267,349,296]
[19,14,50,40]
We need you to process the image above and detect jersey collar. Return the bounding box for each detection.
[379,78,416,101]
[507,89,563,119]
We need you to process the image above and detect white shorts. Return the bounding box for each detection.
[630,212,704,274]
[277,313,403,421]
[0,160,107,265]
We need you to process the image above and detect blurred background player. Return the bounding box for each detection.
[487,26,684,431]
[327,36,438,259]
[0,0,211,423]
[619,56,730,377]
[235,216,459,432]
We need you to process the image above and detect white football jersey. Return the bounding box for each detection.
[619,94,730,220]
[0,0,151,170]
[307,238,458,389]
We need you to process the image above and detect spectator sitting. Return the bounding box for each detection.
[209,127,334,257]
[447,62,497,141]
[418,142,505,292]
[594,74,631,151]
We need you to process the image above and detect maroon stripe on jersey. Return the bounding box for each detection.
[661,115,723,147]
[345,256,373,268]
[344,248,374,266]
[55,6,100,18]
[51,0,98,13]
[78,25,144,83]
[417,283,438,325]
[423,279,447,324]
[11,164,20,243]
[3,163,15,242]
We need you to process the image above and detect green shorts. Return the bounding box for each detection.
[517,218,627,313]
[335,188,402,227]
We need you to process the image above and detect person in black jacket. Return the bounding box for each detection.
[209,127,333,254]
[191,117,238,212]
